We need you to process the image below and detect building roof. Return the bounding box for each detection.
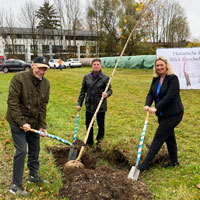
[0,27,97,37]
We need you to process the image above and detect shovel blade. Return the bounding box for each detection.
[68,147,78,161]
[127,166,140,181]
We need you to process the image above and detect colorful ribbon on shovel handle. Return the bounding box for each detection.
[136,112,149,166]
[73,112,79,142]
[21,128,72,146]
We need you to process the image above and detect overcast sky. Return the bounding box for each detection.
[1,0,200,40]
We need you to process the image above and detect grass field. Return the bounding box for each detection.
[0,67,199,200]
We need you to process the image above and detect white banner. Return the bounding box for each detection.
[156,47,200,89]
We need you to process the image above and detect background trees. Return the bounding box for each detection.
[86,0,121,56]
[36,0,61,29]
[146,0,189,44]
[19,1,39,57]
[0,0,193,57]
[0,8,17,57]
[85,0,190,56]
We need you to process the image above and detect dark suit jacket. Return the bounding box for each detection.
[145,74,184,118]
[77,71,112,113]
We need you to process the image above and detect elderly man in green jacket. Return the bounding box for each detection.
[6,56,50,196]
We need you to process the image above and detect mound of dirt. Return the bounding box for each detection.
[48,145,153,200]
[60,166,152,200]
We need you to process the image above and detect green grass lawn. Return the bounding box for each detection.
[0,68,199,200]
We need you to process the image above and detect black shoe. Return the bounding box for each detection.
[96,139,103,146]
[162,162,179,168]
[28,176,48,184]
[86,141,94,146]
[10,184,29,196]
[137,163,149,171]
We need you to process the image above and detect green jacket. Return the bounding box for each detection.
[6,69,50,129]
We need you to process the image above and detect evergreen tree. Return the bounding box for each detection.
[36,0,61,29]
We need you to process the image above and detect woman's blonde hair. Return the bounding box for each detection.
[153,56,174,77]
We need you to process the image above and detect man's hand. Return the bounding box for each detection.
[76,105,81,112]
[144,106,150,111]
[102,92,107,98]
[39,128,47,137]
[22,123,31,132]
[149,107,157,114]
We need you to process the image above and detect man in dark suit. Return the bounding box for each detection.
[76,58,112,146]
[138,56,184,171]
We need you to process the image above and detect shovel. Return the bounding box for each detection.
[128,112,149,181]
[64,1,154,167]
[25,128,72,146]
[68,112,80,161]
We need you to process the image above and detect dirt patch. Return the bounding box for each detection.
[61,166,152,200]
[48,145,153,200]
[145,143,170,165]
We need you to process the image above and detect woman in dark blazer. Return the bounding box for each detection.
[138,56,184,171]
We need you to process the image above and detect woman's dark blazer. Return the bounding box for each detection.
[145,74,184,118]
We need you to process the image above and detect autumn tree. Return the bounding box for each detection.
[86,0,155,56]
[118,0,141,55]
[86,0,122,56]
[86,0,104,56]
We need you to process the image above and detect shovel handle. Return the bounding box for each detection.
[73,112,80,142]
[22,128,72,146]
[136,112,149,166]
[76,0,154,162]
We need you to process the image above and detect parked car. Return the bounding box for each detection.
[49,59,66,69]
[1,59,31,73]
[65,58,82,68]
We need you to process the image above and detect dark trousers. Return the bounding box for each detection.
[10,124,40,186]
[143,112,183,164]
[86,111,105,145]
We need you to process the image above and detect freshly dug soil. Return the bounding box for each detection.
[48,144,154,200]
[60,166,152,200]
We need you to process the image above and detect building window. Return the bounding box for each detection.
[42,45,49,53]
[90,46,96,53]
[5,44,25,53]
[67,46,77,53]
[5,44,12,53]
[52,45,63,53]
[65,35,73,40]
[55,35,63,40]
[15,45,25,53]
[30,45,38,53]
[80,46,86,53]
[16,34,22,39]
[76,36,85,41]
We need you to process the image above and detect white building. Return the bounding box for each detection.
[0,27,98,62]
